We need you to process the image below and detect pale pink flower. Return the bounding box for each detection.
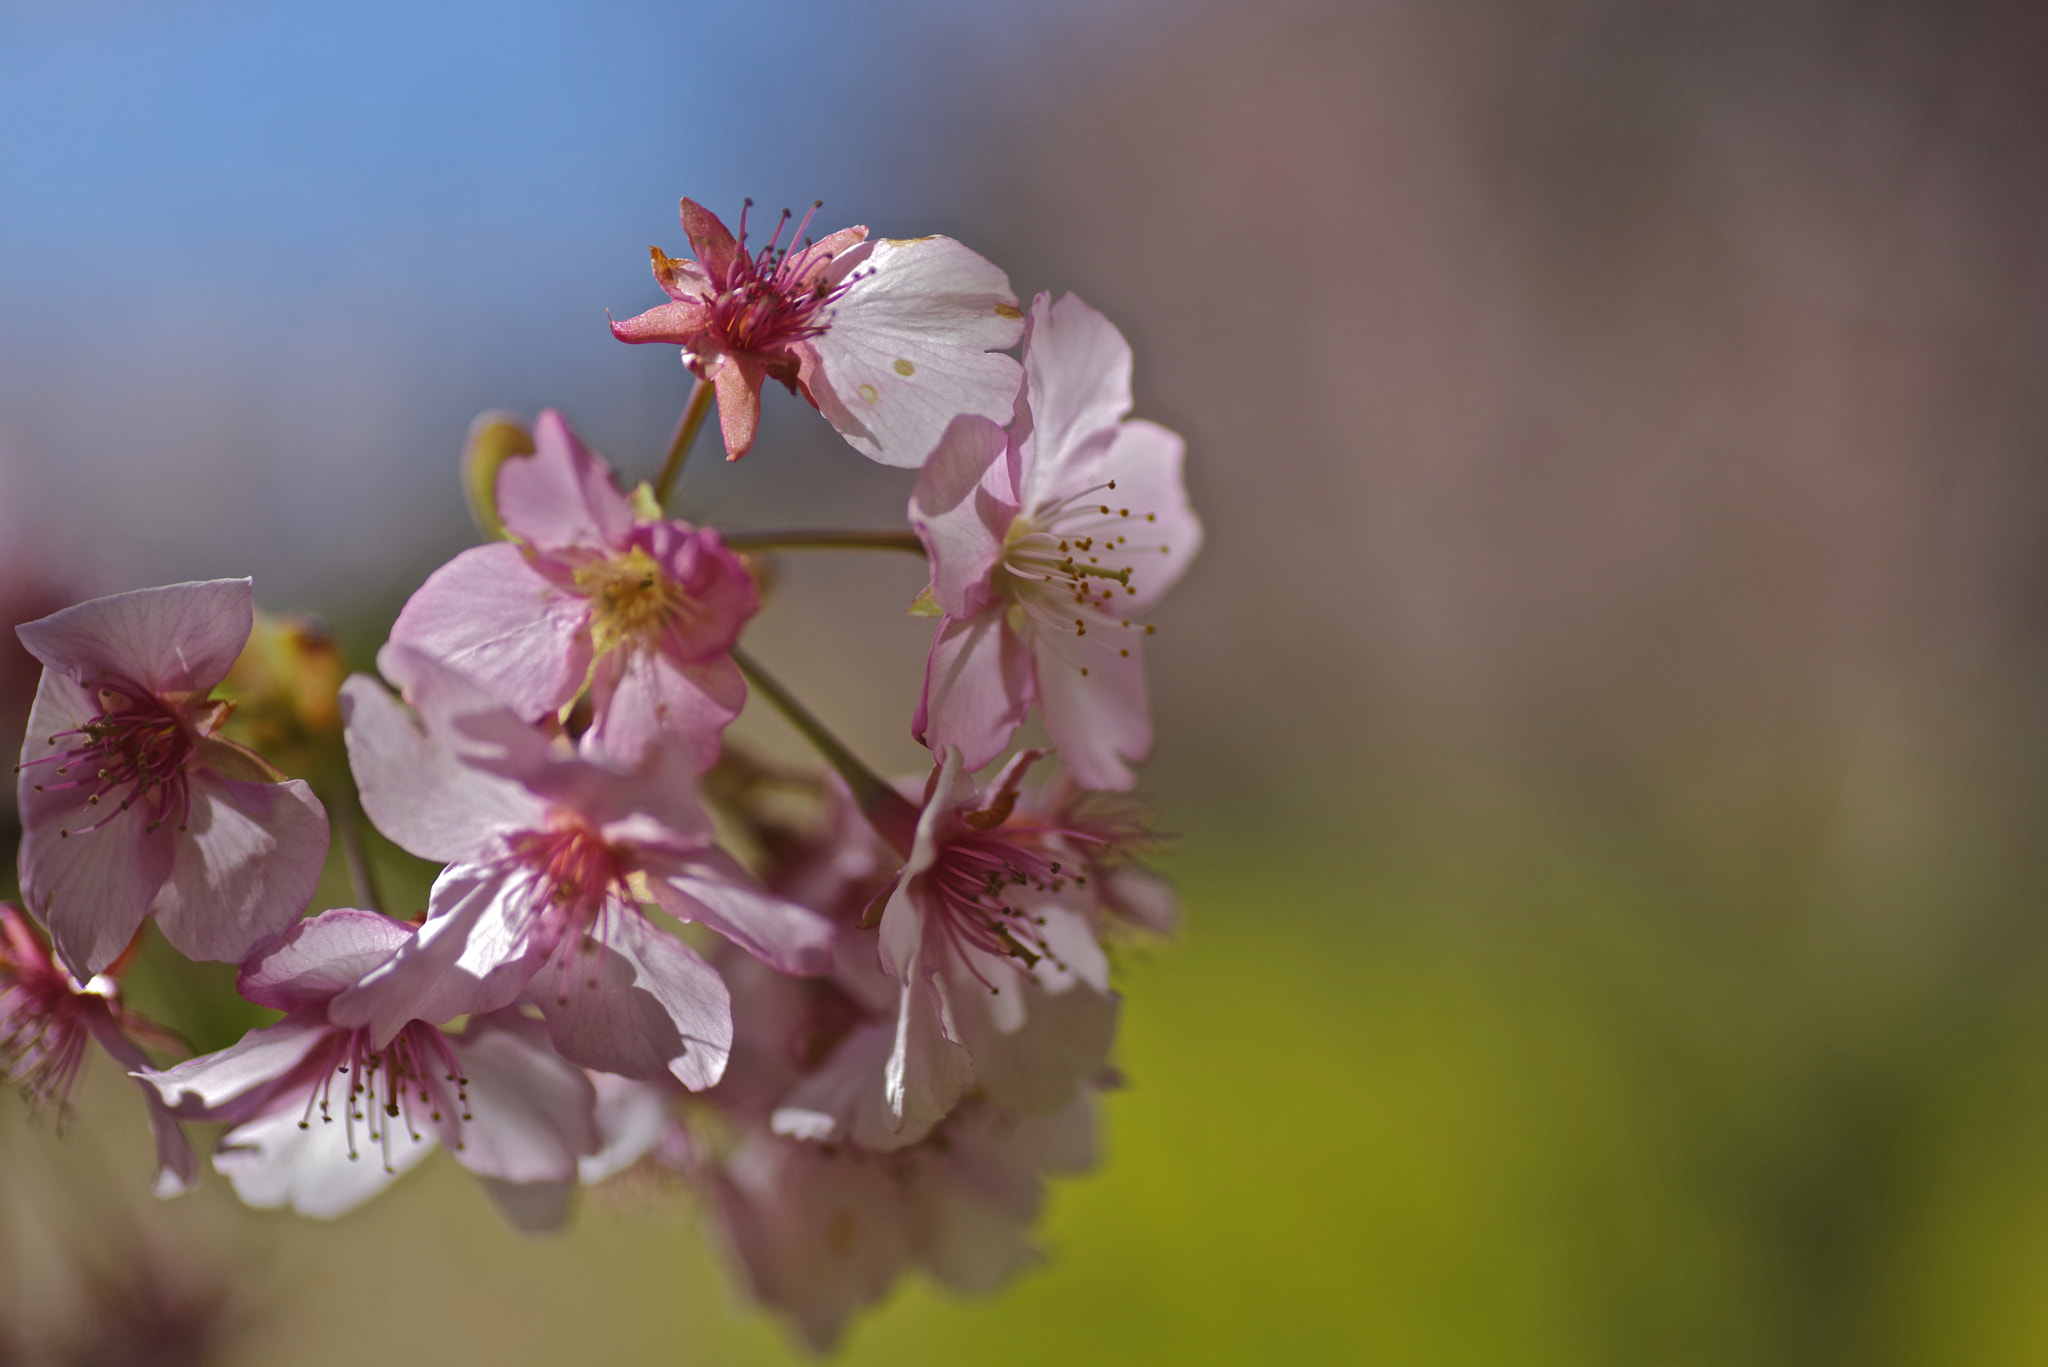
[711,1088,1101,1353]
[870,748,1120,1140]
[610,197,1025,466]
[0,902,198,1197]
[336,647,833,1087]
[389,410,754,769]
[910,292,1201,790]
[139,908,600,1222]
[14,580,329,978]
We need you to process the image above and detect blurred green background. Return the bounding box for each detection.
[11,0,2048,1362]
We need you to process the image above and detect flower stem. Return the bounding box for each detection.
[720,530,926,556]
[730,647,920,853]
[654,377,716,508]
[331,777,385,915]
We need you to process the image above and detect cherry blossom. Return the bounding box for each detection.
[389,410,754,769]
[910,292,1201,790]
[610,197,1025,466]
[138,909,600,1222]
[868,747,1122,1139]
[14,580,329,978]
[336,646,833,1087]
[0,902,197,1197]
[711,1088,1102,1353]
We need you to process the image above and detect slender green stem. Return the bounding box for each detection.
[654,377,716,508]
[721,530,926,556]
[332,777,385,915]
[731,647,920,854]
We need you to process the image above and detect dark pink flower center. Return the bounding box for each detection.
[20,678,197,836]
[920,821,1103,984]
[0,944,105,1116]
[709,201,858,359]
[295,1022,469,1172]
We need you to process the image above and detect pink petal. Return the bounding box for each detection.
[679,198,740,283]
[495,410,637,551]
[588,649,743,772]
[328,862,542,1046]
[445,1012,599,1185]
[913,613,1033,777]
[945,961,1117,1116]
[577,1074,674,1184]
[15,578,251,693]
[883,963,973,1134]
[148,772,329,966]
[1032,626,1150,792]
[1095,418,1202,614]
[475,1179,574,1234]
[340,673,546,864]
[806,236,1026,468]
[772,1021,935,1153]
[137,1017,331,1114]
[533,915,732,1090]
[236,907,414,1012]
[214,1096,432,1218]
[643,848,835,976]
[711,353,767,460]
[1015,293,1135,507]
[909,414,1015,618]
[608,297,712,345]
[387,544,593,722]
[17,673,175,978]
[639,522,757,662]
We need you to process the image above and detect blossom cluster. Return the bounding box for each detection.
[3,198,1198,1349]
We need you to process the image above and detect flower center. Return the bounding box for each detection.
[709,200,858,358]
[997,480,1168,664]
[0,961,97,1117]
[18,679,197,837]
[299,1022,469,1172]
[921,828,1090,980]
[574,545,696,655]
[505,820,631,935]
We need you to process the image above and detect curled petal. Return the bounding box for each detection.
[236,907,415,1013]
[910,414,1016,619]
[16,578,252,693]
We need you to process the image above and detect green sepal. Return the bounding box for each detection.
[907,585,942,617]
[629,482,663,522]
[462,410,536,542]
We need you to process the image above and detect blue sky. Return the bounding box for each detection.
[0,0,1142,600]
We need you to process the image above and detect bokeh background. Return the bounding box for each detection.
[8,0,2048,1361]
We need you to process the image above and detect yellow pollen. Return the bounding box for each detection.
[892,358,916,376]
[573,546,692,653]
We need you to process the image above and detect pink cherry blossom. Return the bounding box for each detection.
[336,646,834,1088]
[0,902,198,1197]
[610,197,1025,466]
[14,580,329,978]
[869,748,1121,1140]
[910,292,1202,790]
[711,1087,1101,1353]
[138,908,600,1222]
[389,410,754,769]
